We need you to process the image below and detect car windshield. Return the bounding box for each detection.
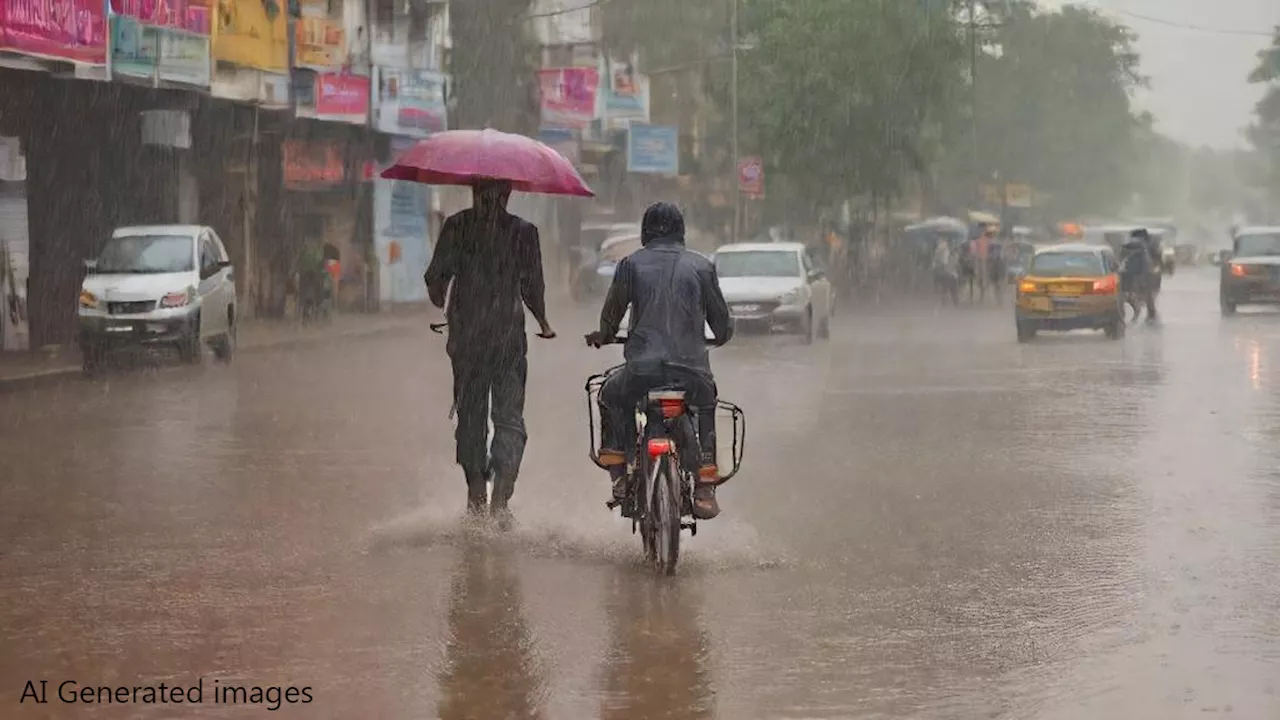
[1236,233,1280,257]
[1030,251,1105,277]
[716,250,801,278]
[96,235,194,274]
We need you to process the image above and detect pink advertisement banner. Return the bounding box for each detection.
[1,0,108,64]
[537,67,599,129]
[110,0,211,34]
[316,72,370,118]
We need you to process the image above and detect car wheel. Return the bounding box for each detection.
[1104,315,1125,339]
[212,311,235,363]
[1016,320,1036,343]
[178,313,202,364]
[800,308,815,345]
[1220,293,1237,316]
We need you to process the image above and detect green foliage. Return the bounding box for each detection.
[737,0,966,210]
[965,4,1145,218]
[1247,27,1280,198]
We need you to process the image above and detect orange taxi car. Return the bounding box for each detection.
[1015,243,1124,343]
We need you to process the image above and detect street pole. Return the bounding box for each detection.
[968,0,980,210]
[730,0,740,245]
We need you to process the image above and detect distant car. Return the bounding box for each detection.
[78,225,236,372]
[714,242,833,343]
[1220,226,1280,315]
[1015,243,1124,342]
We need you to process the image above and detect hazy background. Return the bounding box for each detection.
[1054,0,1279,149]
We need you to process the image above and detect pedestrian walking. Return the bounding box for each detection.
[424,179,557,526]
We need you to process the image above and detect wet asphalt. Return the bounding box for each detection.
[1,266,1278,719]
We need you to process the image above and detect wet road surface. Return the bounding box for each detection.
[2,267,1278,719]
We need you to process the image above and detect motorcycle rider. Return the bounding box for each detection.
[586,202,734,520]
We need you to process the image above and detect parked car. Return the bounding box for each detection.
[1015,243,1124,342]
[1220,226,1280,315]
[78,225,236,372]
[714,242,832,343]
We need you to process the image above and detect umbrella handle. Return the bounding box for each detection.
[430,322,448,334]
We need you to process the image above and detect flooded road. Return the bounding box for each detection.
[2,267,1278,719]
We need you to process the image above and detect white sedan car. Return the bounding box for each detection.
[714,242,833,342]
[78,224,237,371]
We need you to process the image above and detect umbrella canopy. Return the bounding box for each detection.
[380,129,595,197]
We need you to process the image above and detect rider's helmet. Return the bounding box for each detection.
[641,202,685,246]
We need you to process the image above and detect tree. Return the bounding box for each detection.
[735,0,967,213]
[1247,27,1280,206]
[966,3,1146,219]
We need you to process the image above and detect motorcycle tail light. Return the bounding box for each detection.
[1231,263,1248,277]
[647,438,674,457]
[659,398,685,418]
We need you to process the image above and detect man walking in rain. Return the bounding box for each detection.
[425,179,556,526]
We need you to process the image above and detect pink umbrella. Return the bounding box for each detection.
[380,129,595,197]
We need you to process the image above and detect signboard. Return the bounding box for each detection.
[1005,183,1033,208]
[373,66,447,137]
[315,72,369,119]
[537,127,580,165]
[283,140,345,190]
[537,67,599,129]
[602,58,649,124]
[295,15,344,68]
[626,124,679,176]
[373,137,430,305]
[212,0,287,72]
[738,156,764,197]
[110,11,211,87]
[0,0,108,65]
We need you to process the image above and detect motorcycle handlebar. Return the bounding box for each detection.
[587,333,720,347]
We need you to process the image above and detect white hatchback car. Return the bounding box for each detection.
[714,242,833,342]
[78,225,236,371]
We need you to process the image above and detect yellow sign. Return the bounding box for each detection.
[1005,183,1033,208]
[296,17,345,68]
[213,0,288,72]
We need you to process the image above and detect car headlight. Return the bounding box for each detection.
[160,286,197,308]
[778,288,803,305]
[79,289,99,309]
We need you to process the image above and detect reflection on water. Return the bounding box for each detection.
[599,572,715,720]
[437,538,547,720]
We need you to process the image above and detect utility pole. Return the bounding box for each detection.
[968,0,980,209]
[731,0,740,245]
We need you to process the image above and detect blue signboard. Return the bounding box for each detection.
[626,124,679,175]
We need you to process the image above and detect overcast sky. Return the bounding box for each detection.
[1049,0,1279,148]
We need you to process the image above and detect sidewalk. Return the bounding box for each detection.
[0,309,430,388]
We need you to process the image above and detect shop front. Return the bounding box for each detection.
[372,136,430,307]
[279,134,373,316]
[0,136,29,351]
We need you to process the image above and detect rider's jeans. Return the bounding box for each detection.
[450,334,529,484]
[599,360,717,470]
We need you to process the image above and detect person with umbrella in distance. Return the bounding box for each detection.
[383,128,595,528]
[425,179,556,527]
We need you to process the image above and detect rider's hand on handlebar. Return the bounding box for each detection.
[584,330,608,348]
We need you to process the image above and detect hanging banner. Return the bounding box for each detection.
[602,58,649,124]
[109,1,212,87]
[0,0,108,65]
[212,0,287,72]
[537,67,599,129]
[626,124,679,176]
[373,67,447,137]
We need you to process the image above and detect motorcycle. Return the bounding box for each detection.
[585,335,745,576]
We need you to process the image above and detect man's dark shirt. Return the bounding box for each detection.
[598,235,733,372]
[425,208,546,354]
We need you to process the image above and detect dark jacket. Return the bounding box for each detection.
[424,208,547,355]
[598,234,733,371]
